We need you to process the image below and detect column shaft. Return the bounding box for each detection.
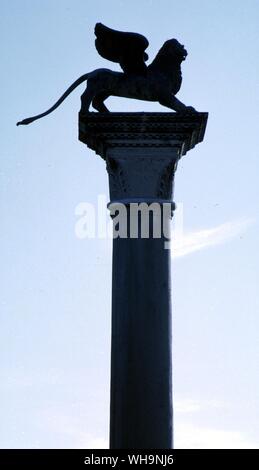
[110,212,173,449]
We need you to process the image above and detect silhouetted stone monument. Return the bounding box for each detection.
[17,23,208,449]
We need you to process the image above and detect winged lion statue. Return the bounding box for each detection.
[17,23,197,126]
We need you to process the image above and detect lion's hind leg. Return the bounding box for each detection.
[92,93,110,113]
[80,82,96,114]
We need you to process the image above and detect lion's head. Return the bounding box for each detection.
[148,38,188,73]
[147,38,187,94]
[159,39,187,62]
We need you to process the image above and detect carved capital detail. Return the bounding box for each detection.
[106,157,128,197]
[105,150,178,201]
[79,112,208,201]
[158,161,177,199]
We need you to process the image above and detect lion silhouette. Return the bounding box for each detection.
[17,23,196,126]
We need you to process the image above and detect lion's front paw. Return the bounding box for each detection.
[185,106,197,113]
[177,106,197,114]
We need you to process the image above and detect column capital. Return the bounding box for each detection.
[79,112,208,201]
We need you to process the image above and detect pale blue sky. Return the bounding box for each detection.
[1,0,259,448]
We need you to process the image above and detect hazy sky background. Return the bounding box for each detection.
[1,0,259,448]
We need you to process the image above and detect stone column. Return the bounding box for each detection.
[79,112,208,449]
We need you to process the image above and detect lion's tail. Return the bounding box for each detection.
[16,73,89,126]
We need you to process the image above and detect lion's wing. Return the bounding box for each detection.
[94,23,149,75]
